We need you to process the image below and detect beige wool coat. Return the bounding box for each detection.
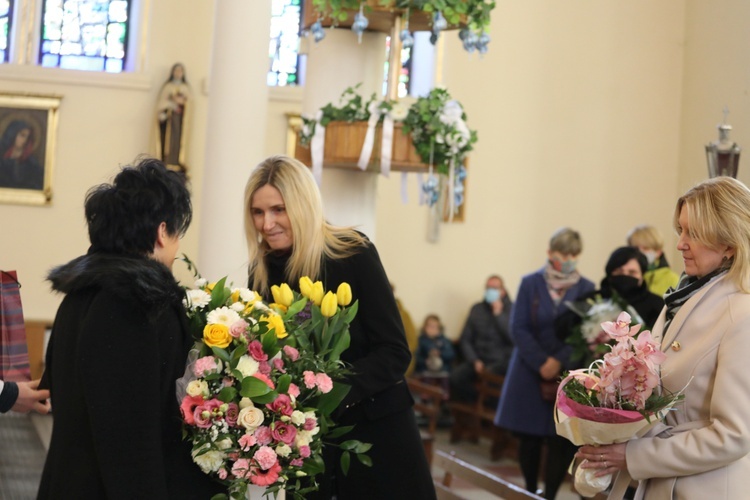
[611,275,750,499]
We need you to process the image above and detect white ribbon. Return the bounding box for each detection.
[357,110,382,171]
[310,121,326,185]
[380,114,394,177]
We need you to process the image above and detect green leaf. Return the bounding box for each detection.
[286,298,308,317]
[340,450,351,475]
[251,390,279,405]
[343,301,359,323]
[276,374,292,395]
[240,376,272,398]
[217,386,238,403]
[354,441,372,454]
[301,454,326,476]
[356,453,373,467]
[211,346,231,364]
[316,382,351,416]
[261,328,280,358]
[339,439,358,451]
[211,494,229,500]
[208,277,230,309]
[329,329,351,363]
[324,424,354,439]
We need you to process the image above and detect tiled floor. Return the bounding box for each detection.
[432,428,581,500]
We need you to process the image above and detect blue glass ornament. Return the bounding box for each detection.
[311,21,325,43]
[351,6,369,43]
[400,29,414,48]
[433,11,448,32]
[462,31,478,53]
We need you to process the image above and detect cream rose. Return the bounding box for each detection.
[295,430,312,448]
[186,380,209,398]
[191,446,225,473]
[275,444,292,457]
[237,405,265,432]
[291,410,305,425]
[239,397,254,409]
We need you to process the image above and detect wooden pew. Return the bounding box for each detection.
[407,376,446,465]
[434,449,545,500]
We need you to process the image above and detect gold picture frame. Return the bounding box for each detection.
[0,93,62,205]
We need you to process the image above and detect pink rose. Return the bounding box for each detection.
[271,422,297,445]
[232,458,251,479]
[303,418,317,431]
[288,383,300,399]
[230,319,249,338]
[239,433,257,451]
[272,358,285,373]
[249,462,281,487]
[225,402,239,426]
[218,468,228,480]
[248,340,268,361]
[258,361,271,375]
[253,445,278,470]
[303,371,316,389]
[254,426,273,445]
[193,404,213,429]
[180,395,204,425]
[266,394,294,416]
[298,445,311,458]
[315,373,333,394]
[193,356,219,377]
[283,345,299,362]
[290,458,304,467]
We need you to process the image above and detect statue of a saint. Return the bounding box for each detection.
[155,63,192,172]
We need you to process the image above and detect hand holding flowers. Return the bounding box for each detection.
[177,263,371,500]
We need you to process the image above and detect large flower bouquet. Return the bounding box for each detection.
[564,294,645,368]
[555,312,683,497]
[177,269,370,499]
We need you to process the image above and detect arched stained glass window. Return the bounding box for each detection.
[268,0,301,86]
[0,0,13,63]
[39,0,131,72]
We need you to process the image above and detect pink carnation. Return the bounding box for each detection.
[218,468,228,480]
[230,319,249,338]
[254,426,273,446]
[232,458,251,479]
[272,358,286,373]
[249,461,281,487]
[193,356,219,377]
[248,340,268,361]
[253,445,278,470]
[283,345,300,362]
[298,445,311,458]
[271,421,297,445]
[303,371,316,389]
[239,433,257,451]
[315,373,333,394]
[288,383,300,398]
[180,395,204,425]
[258,360,271,375]
[290,458,304,467]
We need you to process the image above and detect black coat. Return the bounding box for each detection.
[38,253,222,500]
[264,238,436,499]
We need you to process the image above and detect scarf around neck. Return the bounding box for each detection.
[543,261,581,305]
[662,267,727,335]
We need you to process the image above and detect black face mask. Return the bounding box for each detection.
[608,275,641,298]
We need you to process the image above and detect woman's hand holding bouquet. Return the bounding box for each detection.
[555,312,683,497]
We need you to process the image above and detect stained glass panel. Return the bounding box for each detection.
[40,0,130,72]
[0,1,13,63]
[383,36,412,98]
[268,0,301,86]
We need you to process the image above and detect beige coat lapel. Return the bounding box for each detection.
[659,278,722,352]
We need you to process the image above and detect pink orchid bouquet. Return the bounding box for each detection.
[176,265,370,500]
[555,312,683,497]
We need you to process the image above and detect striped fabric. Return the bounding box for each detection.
[0,271,30,382]
[663,268,727,336]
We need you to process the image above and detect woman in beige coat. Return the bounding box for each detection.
[576,176,750,499]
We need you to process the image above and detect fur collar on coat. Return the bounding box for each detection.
[47,251,184,311]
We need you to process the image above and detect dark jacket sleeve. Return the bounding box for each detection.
[79,294,169,499]
[0,381,18,413]
[510,276,550,372]
[337,242,412,410]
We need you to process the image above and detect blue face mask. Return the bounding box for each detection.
[484,288,501,304]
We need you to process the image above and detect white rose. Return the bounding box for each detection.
[236,355,259,378]
[275,444,292,457]
[191,446,225,473]
[295,430,312,448]
[291,411,306,425]
[239,397,254,409]
[237,405,265,432]
[186,380,208,398]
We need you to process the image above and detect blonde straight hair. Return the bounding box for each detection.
[674,176,750,292]
[244,156,367,295]
[627,224,665,251]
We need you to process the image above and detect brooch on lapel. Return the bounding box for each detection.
[671,341,681,351]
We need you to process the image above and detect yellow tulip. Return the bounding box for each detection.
[320,291,338,318]
[299,276,314,299]
[310,281,325,306]
[336,282,352,306]
[230,289,241,303]
[261,314,288,339]
[271,283,294,307]
[203,323,232,348]
[270,303,288,314]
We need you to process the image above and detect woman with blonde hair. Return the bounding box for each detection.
[578,176,750,499]
[627,224,680,296]
[243,155,435,499]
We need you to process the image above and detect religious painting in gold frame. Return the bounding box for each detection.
[0,93,62,206]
